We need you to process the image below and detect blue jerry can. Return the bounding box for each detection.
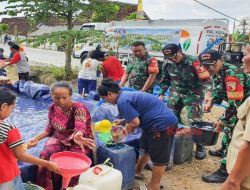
[97,143,136,189]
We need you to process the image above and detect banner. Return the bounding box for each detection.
[106,28,181,51]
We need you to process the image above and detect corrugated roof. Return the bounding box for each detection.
[29,25,81,37]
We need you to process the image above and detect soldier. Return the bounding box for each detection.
[199,50,250,183]
[119,41,159,92]
[220,48,250,190]
[160,43,213,160]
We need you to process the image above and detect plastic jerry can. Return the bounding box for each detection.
[97,143,136,189]
[73,185,98,190]
[78,162,122,190]
[174,124,194,164]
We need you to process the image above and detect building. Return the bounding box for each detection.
[0,17,31,41]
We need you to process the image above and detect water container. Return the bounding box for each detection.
[74,184,98,190]
[164,89,170,103]
[97,143,136,189]
[153,85,160,97]
[124,133,141,159]
[89,91,100,101]
[78,164,122,190]
[174,125,194,164]
[95,120,113,133]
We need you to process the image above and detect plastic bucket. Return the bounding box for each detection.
[190,121,219,146]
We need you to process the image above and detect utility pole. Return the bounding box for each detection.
[241,19,247,35]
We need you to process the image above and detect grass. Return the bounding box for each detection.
[6,65,79,86]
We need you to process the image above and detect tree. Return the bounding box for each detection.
[25,29,105,67]
[0,23,9,34]
[0,0,92,79]
[0,23,9,43]
[88,0,120,22]
[231,30,248,43]
[124,12,137,21]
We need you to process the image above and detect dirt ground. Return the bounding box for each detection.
[135,106,225,190]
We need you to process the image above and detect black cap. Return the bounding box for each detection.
[10,44,20,51]
[199,50,222,65]
[162,43,181,60]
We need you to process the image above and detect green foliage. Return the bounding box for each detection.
[88,0,120,22]
[232,30,249,43]
[0,23,9,34]
[1,0,90,29]
[50,66,78,81]
[124,12,137,20]
[50,66,65,80]
[24,30,105,49]
[30,65,78,84]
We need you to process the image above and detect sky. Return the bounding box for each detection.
[1,0,249,32]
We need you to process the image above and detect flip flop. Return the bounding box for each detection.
[136,184,164,190]
[135,173,145,180]
[139,184,148,190]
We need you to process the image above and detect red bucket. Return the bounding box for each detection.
[50,151,92,189]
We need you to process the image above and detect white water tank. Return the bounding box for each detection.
[78,164,122,190]
[73,184,98,190]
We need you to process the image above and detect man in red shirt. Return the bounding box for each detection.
[94,51,124,83]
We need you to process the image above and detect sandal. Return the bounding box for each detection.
[138,184,164,190]
[139,184,148,190]
[135,173,145,180]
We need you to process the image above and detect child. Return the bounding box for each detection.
[0,87,60,190]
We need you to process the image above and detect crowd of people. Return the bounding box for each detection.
[0,40,249,190]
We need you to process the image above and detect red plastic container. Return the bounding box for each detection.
[50,151,92,189]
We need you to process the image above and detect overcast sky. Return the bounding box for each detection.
[1,0,249,32]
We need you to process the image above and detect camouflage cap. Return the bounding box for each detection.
[199,50,222,65]
[162,43,181,60]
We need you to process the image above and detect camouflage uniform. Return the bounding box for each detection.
[127,53,159,92]
[160,54,213,124]
[211,62,250,165]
